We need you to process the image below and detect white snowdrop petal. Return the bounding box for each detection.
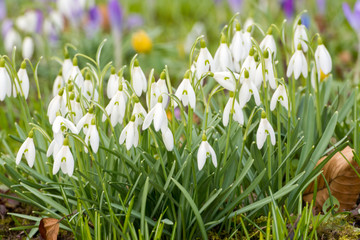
[197,142,207,170]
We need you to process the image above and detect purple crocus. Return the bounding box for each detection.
[317,0,325,15]
[281,0,294,19]
[35,10,44,34]
[108,0,123,32]
[126,14,144,29]
[343,1,360,34]
[85,6,102,37]
[0,0,6,21]
[227,0,243,12]
[1,19,13,38]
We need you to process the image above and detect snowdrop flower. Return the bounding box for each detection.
[119,116,139,150]
[16,130,35,167]
[53,138,74,177]
[254,50,276,89]
[67,94,83,124]
[239,69,261,108]
[223,92,244,126]
[195,39,214,80]
[47,88,66,124]
[22,36,34,59]
[260,27,277,58]
[62,52,72,82]
[174,70,196,109]
[69,57,84,87]
[213,34,234,72]
[211,71,239,92]
[294,20,308,52]
[84,118,99,153]
[197,134,217,170]
[240,48,256,83]
[132,98,147,126]
[143,96,168,132]
[256,111,276,149]
[314,37,332,81]
[52,114,79,135]
[270,84,289,111]
[82,73,99,101]
[131,59,147,97]
[230,23,246,72]
[241,26,253,61]
[148,72,169,109]
[0,58,12,101]
[47,133,64,158]
[13,61,30,99]
[107,67,118,99]
[102,84,128,126]
[161,127,174,151]
[53,69,64,97]
[286,44,308,80]
[77,107,95,134]
[4,29,21,54]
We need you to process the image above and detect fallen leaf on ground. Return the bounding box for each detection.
[39,218,60,240]
[303,146,360,212]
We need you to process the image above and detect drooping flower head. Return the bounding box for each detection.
[256,111,276,149]
[174,70,196,109]
[16,130,36,167]
[213,33,234,72]
[53,137,74,177]
[131,59,147,97]
[314,37,332,82]
[286,44,308,80]
[197,133,217,170]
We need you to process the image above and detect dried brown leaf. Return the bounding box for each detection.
[39,218,60,240]
[303,146,360,211]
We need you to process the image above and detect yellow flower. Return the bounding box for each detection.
[131,30,152,53]
[320,69,330,82]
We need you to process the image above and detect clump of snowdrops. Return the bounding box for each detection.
[0,12,353,239]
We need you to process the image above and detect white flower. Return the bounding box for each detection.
[53,138,74,177]
[47,132,64,158]
[13,61,30,99]
[260,29,276,58]
[82,75,99,101]
[70,58,84,87]
[148,72,169,109]
[53,70,64,97]
[65,93,83,124]
[132,101,147,126]
[52,115,79,135]
[47,89,66,124]
[102,86,127,126]
[16,132,35,167]
[77,109,95,134]
[212,71,239,92]
[241,26,253,60]
[62,55,72,82]
[223,93,244,126]
[4,29,21,54]
[107,67,118,99]
[195,40,214,80]
[197,135,217,170]
[119,117,139,150]
[143,98,168,132]
[286,46,308,80]
[254,51,276,89]
[256,112,276,149]
[213,35,234,72]
[240,49,256,83]
[239,70,261,108]
[314,39,332,79]
[294,22,308,53]
[0,59,12,101]
[174,71,196,109]
[84,119,99,153]
[270,85,289,111]
[230,24,251,71]
[131,59,147,97]
[22,37,34,59]
[161,127,174,151]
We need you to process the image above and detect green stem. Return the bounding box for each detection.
[314,75,323,137]
[277,107,282,190]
